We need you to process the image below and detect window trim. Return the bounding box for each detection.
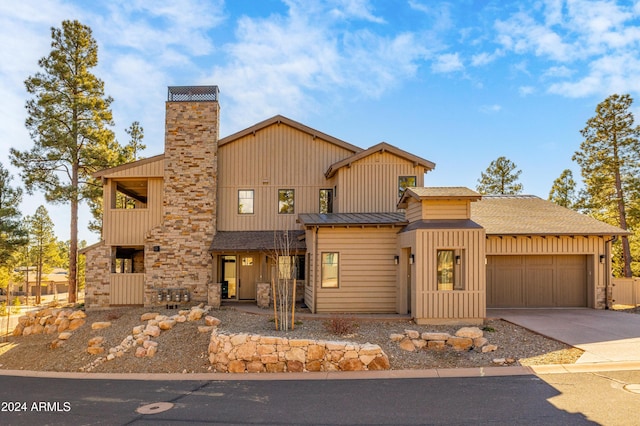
[437,249,464,291]
[238,189,255,215]
[321,252,339,288]
[278,189,295,214]
[398,175,417,198]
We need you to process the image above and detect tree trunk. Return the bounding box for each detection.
[613,146,633,278]
[69,163,79,304]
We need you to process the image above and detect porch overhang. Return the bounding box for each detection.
[209,231,306,252]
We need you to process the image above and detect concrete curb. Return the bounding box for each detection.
[1,361,639,381]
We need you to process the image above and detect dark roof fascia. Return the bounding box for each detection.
[399,219,484,233]
[325,142,436,178]
[210,230,307,252]
[298,212,407,227]
[218,115,363,154]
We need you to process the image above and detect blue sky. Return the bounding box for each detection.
[2,0,640,244]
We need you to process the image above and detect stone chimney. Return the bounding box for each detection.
[145,86,219,304]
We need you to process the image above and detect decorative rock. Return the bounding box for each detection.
[339,358,364,371]
[143,340,158,349]
[421,332,452,341]
[12,324,24,336]
[68,318,85,331]
[228,360,246,373]
[455,327,483,339]
[492,358,506,365]
[144,325,161,337]
[135,347,147,358]
[389,333,405,342]
[399,338,416,352]
[68,310,87,320]
[447,337,473,351]
[482,344,498,353]
[146,345,158,357]
[159,320,177,330]
[88,336,104,346]
[205,316,221,327]
[91,321,112,330]
[50,339,65,349]
[473,337,488,349]
[187,308,205,321]
[106,354,116,361]
[140,312,159,321]
[412,339,427,349]
[405,329,420,339]
[57,318,70,332]
[58,332,72,340]
[427,341,446,350]
[287,360,304,372]
[198,326,214,333]
[87,346,105,355]
[368,356,391,370]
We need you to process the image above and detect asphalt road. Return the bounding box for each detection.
[1,371,639,425]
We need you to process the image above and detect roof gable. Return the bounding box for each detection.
[398,187,481,209]
[325,142,435,178]
[92,154,165,179]
[218,115,362,154]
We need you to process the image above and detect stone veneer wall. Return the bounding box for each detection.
[144,99,219,306]
[208,331,390,373]
[83,243,112,309]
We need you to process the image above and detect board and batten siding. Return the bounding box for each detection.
[110,273,145,305]
[217,124,355,231]
[400,227,486,324]
[312,227,399,313]
[103,178,163,245]
[334,152,425,213]
[486,235,608,308]
[101,156,164,179]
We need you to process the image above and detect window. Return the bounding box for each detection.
[111,180,148,209]
[321,252,339,288]
[398,176,416,198]
[437,250,464,290]
[278,189,295,214]
[278,255,305,280]
[238,190,254,214]
[112,247,145,273]
[319,189,333,214]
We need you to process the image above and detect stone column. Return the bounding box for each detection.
[208,282,221,309]
[257,282,271,309]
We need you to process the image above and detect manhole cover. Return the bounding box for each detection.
[136,402,174,414]
[623,384,640,394]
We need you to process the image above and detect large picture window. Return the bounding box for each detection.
[238,190,254,214]
[278,255,305,280]
[321,252,339,288]
[278,189,295,214]
[398,176,416,197]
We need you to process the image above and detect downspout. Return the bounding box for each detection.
[604,235,618,309]
[314,226,319,314]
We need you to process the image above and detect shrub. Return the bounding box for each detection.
[323,315,359,336]
[11,297,21,314]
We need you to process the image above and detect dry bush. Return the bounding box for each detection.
[323,315,359,335]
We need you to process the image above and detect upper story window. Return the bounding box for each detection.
[111,180,148,209]
[319,189,333,214]
[238,190,254,214]
[278,189,295,214]
[398,176,416,198]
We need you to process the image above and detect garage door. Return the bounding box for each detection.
[487,255,587,308]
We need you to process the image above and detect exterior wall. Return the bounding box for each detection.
[422,200,470,220]
[399,227,486,324]
[103,177,163,245]
[101,156,164,178]
[334,152,425,213]
[310,227,400,313]
[486,235,608,308]
[144,99,219,306]
[217,124,355,231]
[84,242,112,310]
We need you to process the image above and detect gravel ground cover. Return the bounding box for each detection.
[0,304,582,374]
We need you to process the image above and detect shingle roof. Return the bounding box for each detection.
[210,231,306,252]
[298,212,407,226]
[471,195,629,236]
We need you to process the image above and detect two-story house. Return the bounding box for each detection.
[82,85,627,324]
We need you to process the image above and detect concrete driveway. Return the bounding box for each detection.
[487,308,640,364]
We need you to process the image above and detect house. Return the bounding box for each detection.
[82,85,628,324]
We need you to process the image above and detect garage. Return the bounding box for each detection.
[486,255,588,308]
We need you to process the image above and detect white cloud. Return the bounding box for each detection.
[431,53,463,73]
[471,49,503,67]
[479,104,502,113]
[519,86,535,96]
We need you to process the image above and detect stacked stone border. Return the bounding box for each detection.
[391,327,498,353]
[208,332,390,373]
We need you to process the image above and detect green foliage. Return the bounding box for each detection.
[0,163,28,265]
[573,93,640,277]
[476,156,523,195]
[27,206,60,304]
[0,302,6,316]
[548,169,577,209]
[10,20,129,302]
[11,297,21,314]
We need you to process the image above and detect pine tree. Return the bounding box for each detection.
[548,169,577,208]
[0,163,28,266]
[11,20,121,303]
[573,93,640,278]
[476,156,523,195]
[27,206,59,305]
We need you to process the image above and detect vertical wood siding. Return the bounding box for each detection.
[409,228,486,322]
[110,273,145,305]
[337,152,425,213]
[217,124,355,231]
[103,178,163,245]
[314,227,399,313]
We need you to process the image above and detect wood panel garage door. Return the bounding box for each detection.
[487,255,587,307]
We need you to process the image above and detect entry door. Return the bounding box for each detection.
[238,254,259,300]
[221,255,237,299]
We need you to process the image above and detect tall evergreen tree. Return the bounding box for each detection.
[0,163,28,266]
[548,169,577,208]
[27,206,59,305]
[573,93,640,278]
[11,20,121,303]
[476,156,523,195]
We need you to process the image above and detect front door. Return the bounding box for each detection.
[238,254,259,300]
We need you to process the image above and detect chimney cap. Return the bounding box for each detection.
[168,86,219,102]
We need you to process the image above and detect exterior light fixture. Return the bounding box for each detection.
[455,255,461,265]
[599,254,605,264]
[394,255,399,265]
[409,254,415,264]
